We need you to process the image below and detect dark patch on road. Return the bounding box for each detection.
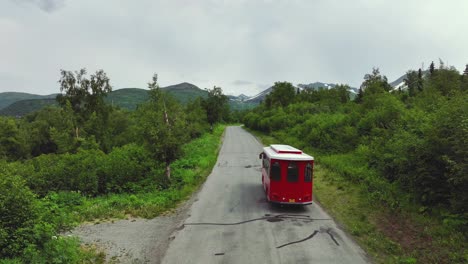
[266,217,284,222]
[214,253,225,256]
[277,231,319,249]
[244,165,260,168]
[326,229,340,246]
[277,228,341,249]
[184,214,325,226]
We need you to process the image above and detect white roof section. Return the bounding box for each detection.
[263,145,314,161]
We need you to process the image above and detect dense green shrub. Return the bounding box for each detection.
[0,173,39,258]
[99,143,155,193]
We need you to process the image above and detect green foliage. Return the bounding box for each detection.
[185,98,209,139]
[426,64,462,96]
[264,81,296,108]
[99,144,154,193]
[56,68,112,139]
[23,235,104,264]
[27,105,76,155]
[202,86,229,126]
[360,67,392,96]
[0,117,28,160]
[0,172,39,258]
[137,74,189,181]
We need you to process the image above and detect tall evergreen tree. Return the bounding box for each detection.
[429,61,435,75]
[355,87,363,103]
[404,70,418,97]
[461,64,468,91]
[417,68,424,92]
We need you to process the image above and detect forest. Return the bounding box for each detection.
[243,62,468,262]
[0,70,231,262]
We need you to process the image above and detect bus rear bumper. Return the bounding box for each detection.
[269,200,312,205]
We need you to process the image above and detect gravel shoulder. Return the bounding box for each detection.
[68,190,197,264]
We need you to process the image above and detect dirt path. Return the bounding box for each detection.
[68,196,194,264]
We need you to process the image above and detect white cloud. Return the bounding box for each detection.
[12,0,66,12]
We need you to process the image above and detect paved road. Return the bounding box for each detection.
[162,126,369,264]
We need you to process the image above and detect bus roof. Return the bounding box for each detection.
[263,145,314,161]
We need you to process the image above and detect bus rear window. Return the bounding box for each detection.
[271,161,281,181]
[287,162,298,182]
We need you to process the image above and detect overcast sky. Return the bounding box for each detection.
[1,0,467,96]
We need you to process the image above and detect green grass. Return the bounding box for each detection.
[245,127,467,264]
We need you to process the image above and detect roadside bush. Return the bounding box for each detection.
[28,149,105,196]
[0,173,39,258]
[100,144,155,193]
[300,113,357,153]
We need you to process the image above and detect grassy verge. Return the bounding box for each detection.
[245,127,467,264]
[74,124,225,222]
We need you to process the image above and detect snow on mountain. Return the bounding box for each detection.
[389,70,429,91]
[239,82,358,104]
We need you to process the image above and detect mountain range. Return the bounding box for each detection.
[0,74,408,117]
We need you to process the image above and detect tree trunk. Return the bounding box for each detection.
[75,126,80,139]
[165,161,171,181]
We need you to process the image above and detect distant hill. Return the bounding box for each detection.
[105,88,149,110]
[0,98,58,116]
[1,80,364,116]
[0,92,57,110]
[0,83,210,116]
[161,82,208,103]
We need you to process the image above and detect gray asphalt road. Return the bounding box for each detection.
[162,126,369,264]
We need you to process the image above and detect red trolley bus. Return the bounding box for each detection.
[259,145,314,205]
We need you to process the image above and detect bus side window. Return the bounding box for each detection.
[263,157,270,176]
[271,161,280,181]
[287,162,298,182]
[305,163,312,182]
